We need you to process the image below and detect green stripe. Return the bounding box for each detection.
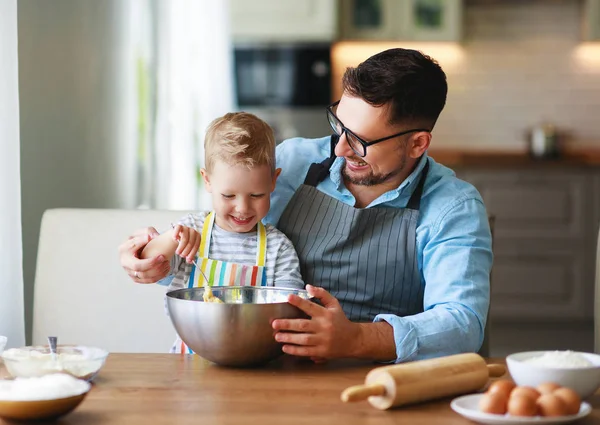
[209,260,218,286]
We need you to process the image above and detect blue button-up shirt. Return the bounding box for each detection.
[266,136,492,363]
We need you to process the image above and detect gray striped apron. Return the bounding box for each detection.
[277,146,429,322]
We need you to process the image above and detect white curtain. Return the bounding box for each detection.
[0,0,26,349]
[134,0,234,211]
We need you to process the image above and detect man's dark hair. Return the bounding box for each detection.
[342,48,447,129]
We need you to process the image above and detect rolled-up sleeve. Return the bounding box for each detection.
[374,197,492,363]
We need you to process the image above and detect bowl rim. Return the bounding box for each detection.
[506,350,600,370]
[166,285,313,304]
[1,344,109,363]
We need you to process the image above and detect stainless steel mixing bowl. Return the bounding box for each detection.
[166,286,311,367]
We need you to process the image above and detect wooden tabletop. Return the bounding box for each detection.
[7,354,600,424]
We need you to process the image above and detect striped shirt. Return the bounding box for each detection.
[167,212,304,292]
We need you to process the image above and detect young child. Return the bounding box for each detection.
[141,112,304,353]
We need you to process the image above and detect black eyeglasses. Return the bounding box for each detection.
[326,100,430,158]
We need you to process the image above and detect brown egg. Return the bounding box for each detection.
[508,394,538,417]
[553,388,581,415]
[479,392,508,415]
[537,394,569,417]
[537,382,561,395]
[510,386,541,401]
[488,380,516,399]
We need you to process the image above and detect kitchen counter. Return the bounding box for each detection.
[9,353,598,425]
[428,149,600,168]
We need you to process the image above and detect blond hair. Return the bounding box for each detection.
[204,112,276,174]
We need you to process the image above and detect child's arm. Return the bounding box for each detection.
[140,229,178,261]
[272,233,305,289]
[141,225,201,264]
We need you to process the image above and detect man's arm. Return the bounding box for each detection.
[373,197,492,362]
[272,197,491,363]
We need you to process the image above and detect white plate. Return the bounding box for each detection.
[450,394,591,425]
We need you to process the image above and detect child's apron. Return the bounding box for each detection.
[173,211,268,354]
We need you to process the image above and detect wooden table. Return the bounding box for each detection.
[5,354,600,424]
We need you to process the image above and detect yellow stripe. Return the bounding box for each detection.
[199,212,213,259]
[257,222,267,267]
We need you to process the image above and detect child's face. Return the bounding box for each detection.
[202,160,280,233]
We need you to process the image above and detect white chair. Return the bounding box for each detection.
[32,208,189,353]
[595,224,600,353]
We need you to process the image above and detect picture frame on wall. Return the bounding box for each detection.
[403,0,463,41]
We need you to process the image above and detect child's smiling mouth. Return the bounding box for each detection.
[230,215,253,225]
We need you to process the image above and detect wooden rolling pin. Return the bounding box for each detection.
[341,353,506,410]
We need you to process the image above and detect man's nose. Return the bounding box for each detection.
[334,132,353,157]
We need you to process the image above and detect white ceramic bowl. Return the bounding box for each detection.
[1,345,108,381]
[506,351,600,399]
[0,374,90,421]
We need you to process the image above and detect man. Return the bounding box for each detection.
[119,48,492,363]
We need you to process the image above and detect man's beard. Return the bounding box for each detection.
[342,154,407,186]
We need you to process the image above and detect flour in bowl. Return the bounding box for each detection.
[524,351,594,368]
[0,373,90,401]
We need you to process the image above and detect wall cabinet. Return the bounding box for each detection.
[229,0,337,42]
[455,167,600,322]
[339,0,463,41]
[583,0,600,41]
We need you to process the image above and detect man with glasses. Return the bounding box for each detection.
[120,48,492,363]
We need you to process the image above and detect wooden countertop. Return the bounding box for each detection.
[13,353,600,425]
[428,149,600,168]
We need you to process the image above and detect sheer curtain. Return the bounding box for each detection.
[0,0,26,349]
[134,0,235,210]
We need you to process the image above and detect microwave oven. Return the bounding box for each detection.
[233,43,332,108]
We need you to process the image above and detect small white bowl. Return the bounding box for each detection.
[1,345,108,381]
[506,351,600,399]
[0,374,91,421]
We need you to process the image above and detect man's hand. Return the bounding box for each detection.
[271,285,362,359]
[118,227,170,284]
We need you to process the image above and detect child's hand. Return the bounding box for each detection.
[171,225,201,264]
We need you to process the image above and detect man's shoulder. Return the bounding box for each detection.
[277,136,331,166]
[423,157,485,212]
[275,136,331,189]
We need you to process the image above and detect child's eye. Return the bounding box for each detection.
[250,194,265,198]
[221,194,234,199]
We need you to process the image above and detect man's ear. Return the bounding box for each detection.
[200,168,212,193]
[408,132,432,159]
[271,168,282,191]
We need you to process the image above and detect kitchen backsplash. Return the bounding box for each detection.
[332,0,600,152]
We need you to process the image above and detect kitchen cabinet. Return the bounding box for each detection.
[229,0,337,42]
[583,0,600,41]
[455,167,599,322]
[339,0,463,41]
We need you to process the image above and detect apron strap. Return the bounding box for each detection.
[198,211,268,266]
[303,135,338,187]
[406,159,430,211]
[199,212,215,258]
[256,221,267,267]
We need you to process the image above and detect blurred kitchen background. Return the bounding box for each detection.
[14,0,600,355]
